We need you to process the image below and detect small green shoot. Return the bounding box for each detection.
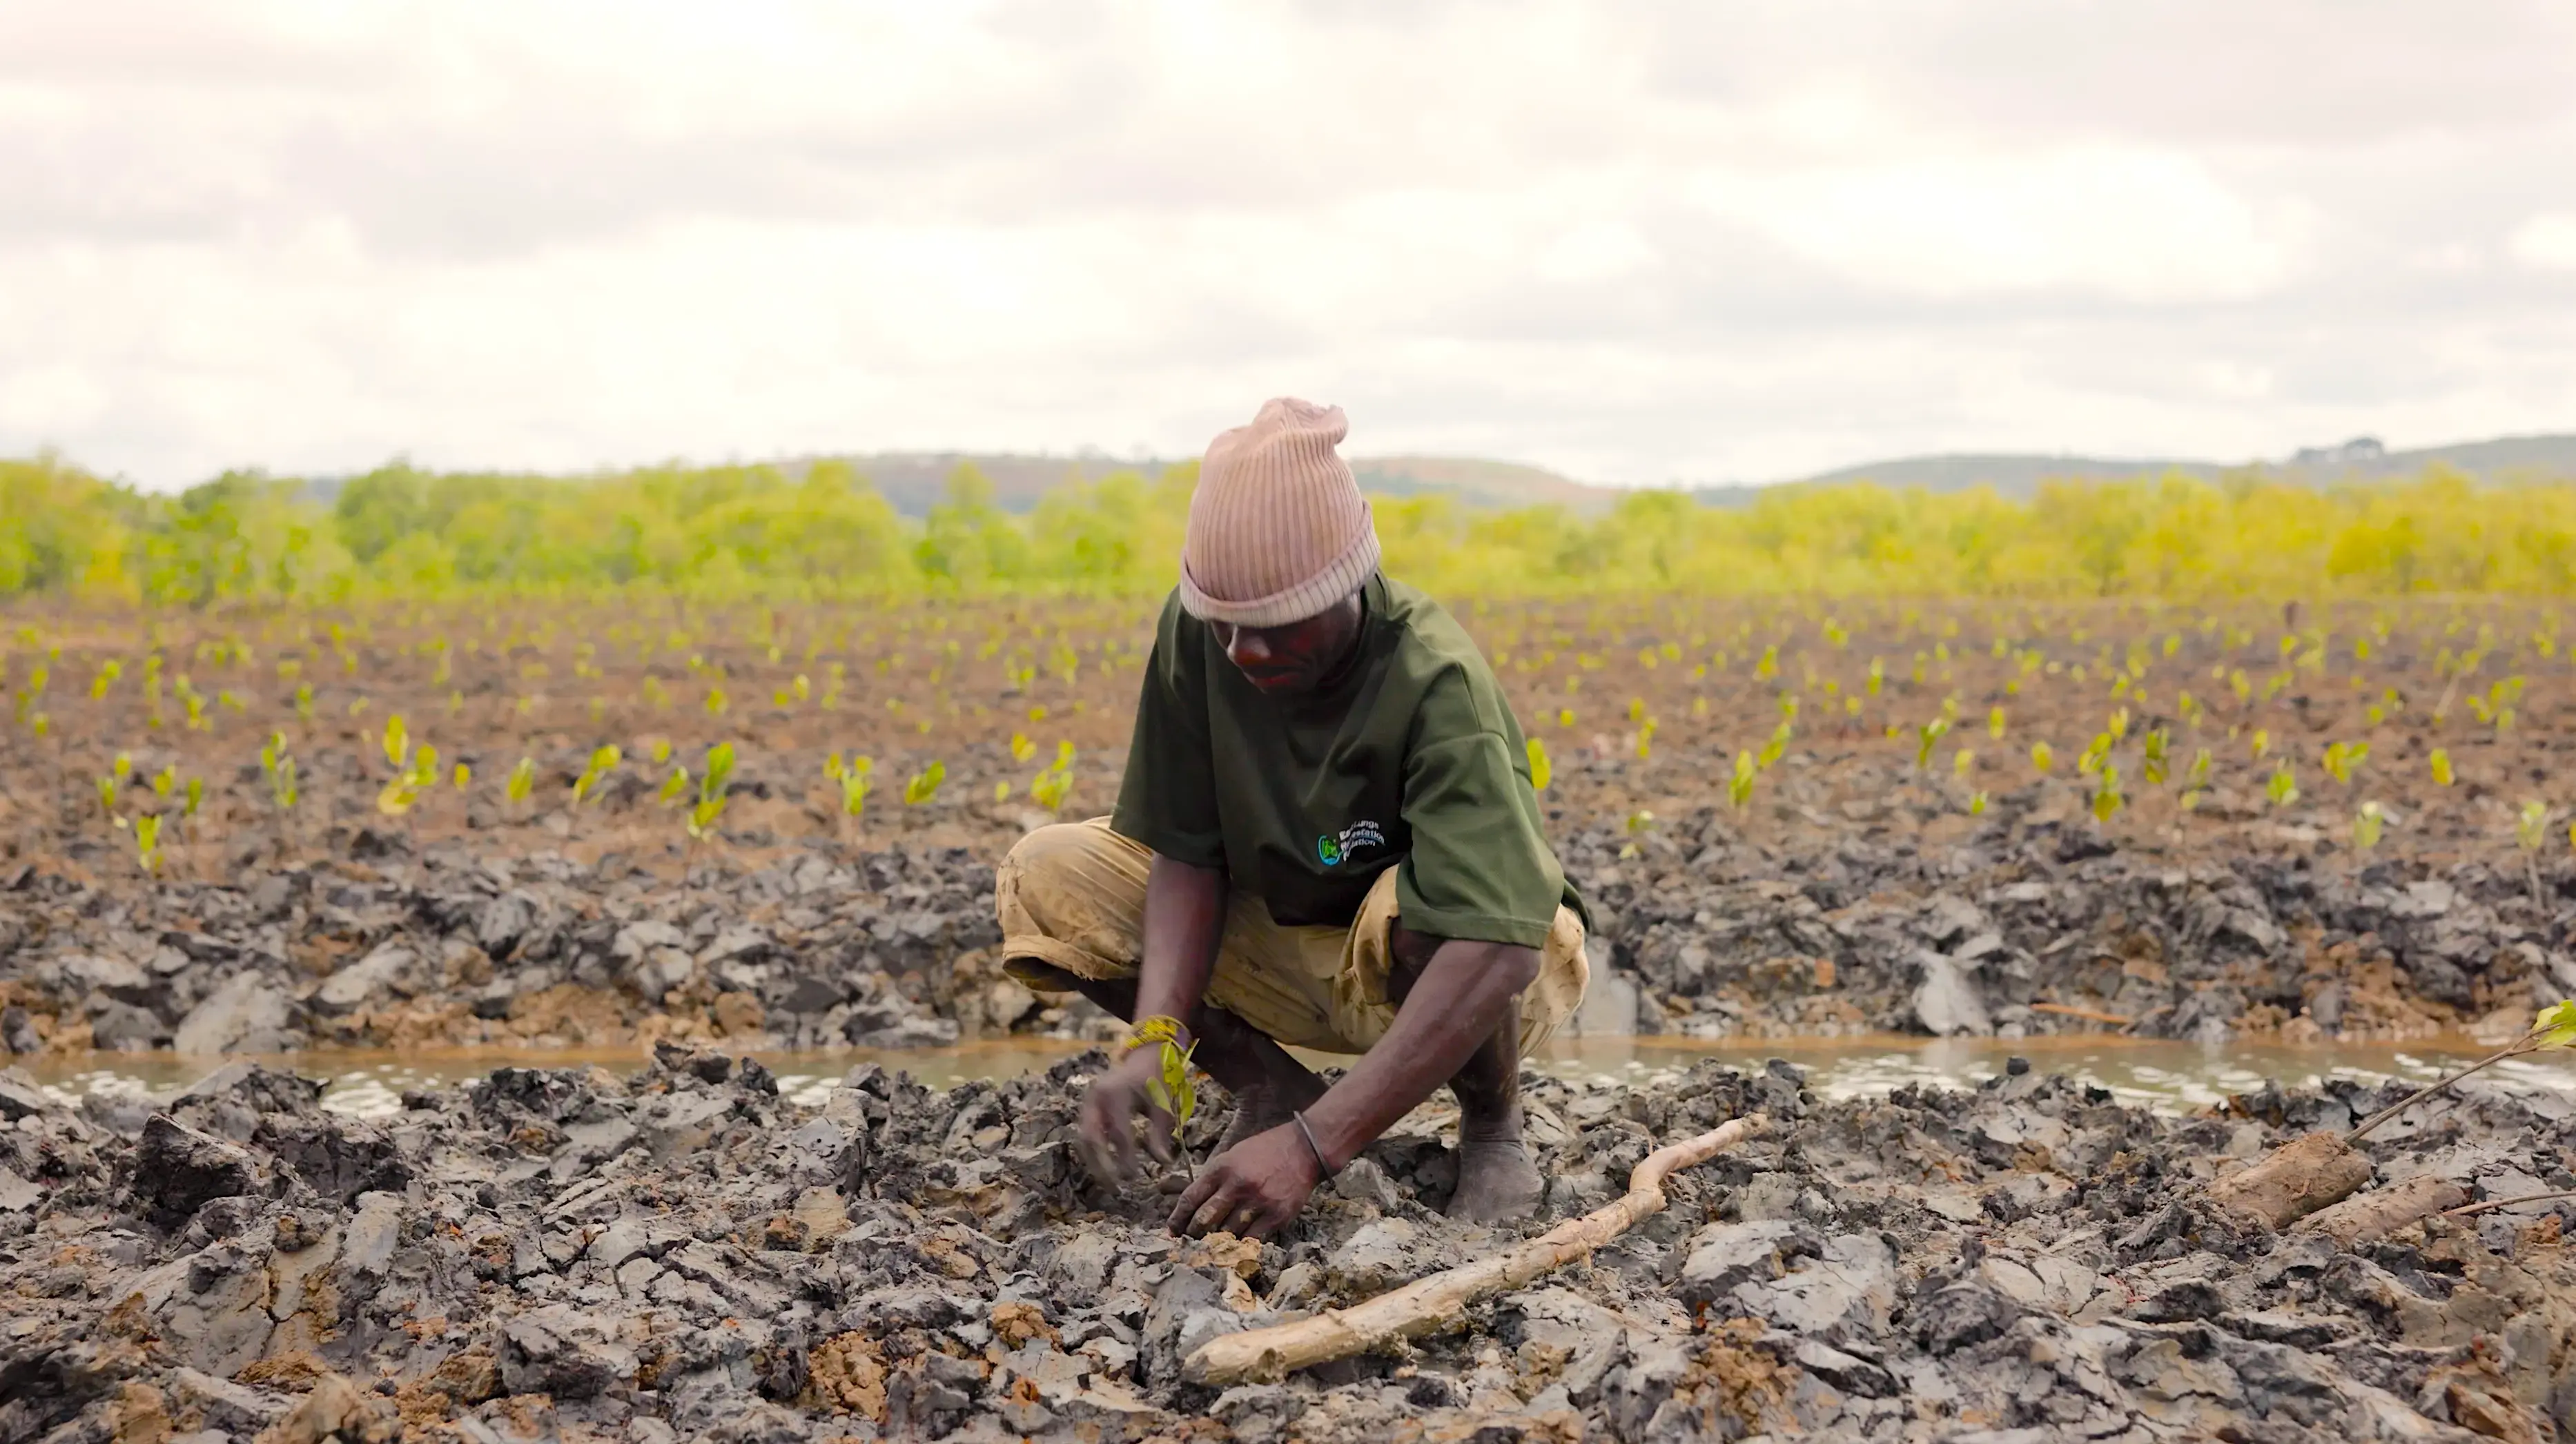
[1129,1016,1199,1169]
[2090,764,2123,824]
[687,741,737,841]
[571,744,621,805]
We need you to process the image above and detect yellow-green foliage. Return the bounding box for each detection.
[13,450,2576,603]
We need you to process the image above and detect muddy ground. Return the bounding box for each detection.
[7,786,2576,1066]
[10,596,2576,1062]
[3,1049,2571,1442]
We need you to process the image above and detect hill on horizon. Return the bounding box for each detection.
[284,431,2576,517]
[831,432,2576,516]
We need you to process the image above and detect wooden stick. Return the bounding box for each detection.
[2292,1173,2466,1246]
[2031,1001,2135,1026]
[1184,1113,1769,1387]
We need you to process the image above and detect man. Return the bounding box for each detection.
[996,397,1588,1239]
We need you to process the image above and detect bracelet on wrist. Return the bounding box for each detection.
[1292,1110,1338,1180]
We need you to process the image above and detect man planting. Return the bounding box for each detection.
[996,397,1588,1239]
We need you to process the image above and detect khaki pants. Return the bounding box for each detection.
[995,819,1588,1055]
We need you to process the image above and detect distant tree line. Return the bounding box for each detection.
[5,451,2574,605]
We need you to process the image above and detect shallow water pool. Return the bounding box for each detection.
[16,1033,2574,1119]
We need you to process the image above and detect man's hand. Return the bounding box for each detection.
[1076,1048,1177,1184]
[1167,1124,1323,1239]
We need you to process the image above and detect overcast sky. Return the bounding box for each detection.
[4,1,2574,490]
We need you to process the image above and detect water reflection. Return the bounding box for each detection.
[17,1033,2575,1120]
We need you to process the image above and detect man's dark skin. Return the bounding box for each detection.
[1015,589,1549,1238]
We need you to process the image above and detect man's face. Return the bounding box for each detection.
[1211,594,1364,696]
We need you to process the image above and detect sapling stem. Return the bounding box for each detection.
[2348,1002,2575,1142]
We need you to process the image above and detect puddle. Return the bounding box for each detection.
[17,1033,2575,1120]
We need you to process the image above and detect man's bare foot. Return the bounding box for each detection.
[1447,1138,1544,1222]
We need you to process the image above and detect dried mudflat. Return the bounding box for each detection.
[9,781,2576,1076]
[3,1046,2572,1443]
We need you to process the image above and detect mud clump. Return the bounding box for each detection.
[8,794,2574,1064]
[3,1050,2573,1441]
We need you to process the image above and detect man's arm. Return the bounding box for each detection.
[1168,931,1537,1236]
[1298,936,1536,1169]
[1133,852,1229,1038]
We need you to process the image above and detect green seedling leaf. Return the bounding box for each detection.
[1525,736,1551,792]
[572,744,622,805]
[1727,750,1757,810]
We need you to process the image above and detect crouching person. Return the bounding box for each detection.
[995,398,1588,1239]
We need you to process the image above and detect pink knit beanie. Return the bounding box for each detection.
[1179,398,1381,627]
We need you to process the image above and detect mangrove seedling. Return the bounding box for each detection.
[2517,799,2550,906]
[2089,764,2123,824]
[259,733,299,814]
[904,760,946,806]
[2347,1002,2576,1143]
[1726,750,1756,810]
[1130,1015,1200,1172]
[2352,801,2385,852]
[1525,736,1551,792]
[685,742,737,843]
[2133,725,2174,782]
[505,757,536,808]
[1029,743,1075,812]
[571,745,622,806]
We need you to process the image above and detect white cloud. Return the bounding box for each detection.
[0,0,2571,487]
[2509,214,2576,271]
[1696,148,2311,303]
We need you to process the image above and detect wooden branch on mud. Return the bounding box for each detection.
[1184,1114,1770,1387]
[2294,1173,2468,1246]
[2206,1130,2372,1229]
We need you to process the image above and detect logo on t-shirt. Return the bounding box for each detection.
[1316,820,1387,866]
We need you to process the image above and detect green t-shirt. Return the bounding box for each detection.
[1111,573,1582,949]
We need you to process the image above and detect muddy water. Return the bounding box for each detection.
[19,1033,2576,1118]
